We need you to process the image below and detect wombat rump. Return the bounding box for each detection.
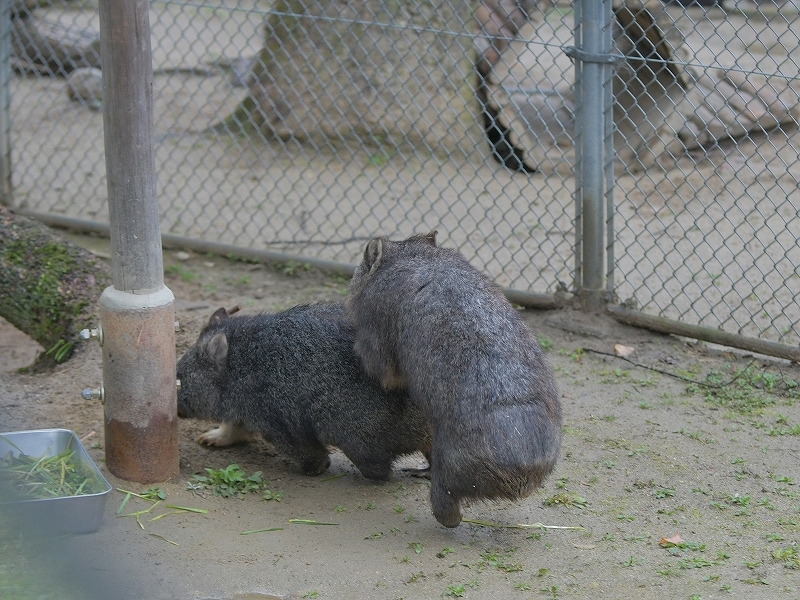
[176,303,431,480]
[346,232,562,527]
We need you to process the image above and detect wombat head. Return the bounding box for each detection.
[176,308,231,419]
[348,231,438,299]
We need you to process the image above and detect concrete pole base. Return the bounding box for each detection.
[578,288,607,312]
[99,285,179,483]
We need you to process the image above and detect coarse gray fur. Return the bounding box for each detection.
[346,232,562,527]
[176,303,431,480]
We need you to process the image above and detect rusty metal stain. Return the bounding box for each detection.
[105,413,179,483]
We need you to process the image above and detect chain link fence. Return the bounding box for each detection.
[3,0,799,353]
[610,0,800,350]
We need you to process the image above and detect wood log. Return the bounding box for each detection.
[11,0,37,18]
[11,13,101,77]
[0,207,110,369]
[709,74,769,126]
[721,68,790,129]
[694,73,750,138]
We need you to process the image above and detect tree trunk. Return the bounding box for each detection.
[0,207,110,369]
[220,0,482,155]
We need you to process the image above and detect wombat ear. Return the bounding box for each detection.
[208,307,229,326]
[204,332,229,369]
[364,238,384,275]
[424,230,438,246]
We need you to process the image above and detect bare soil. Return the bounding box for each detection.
[2,233,800,600]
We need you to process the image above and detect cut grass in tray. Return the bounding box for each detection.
[0,447,105,500]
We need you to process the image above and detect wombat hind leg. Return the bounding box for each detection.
[430,476,462,528]
[196,422,255,447]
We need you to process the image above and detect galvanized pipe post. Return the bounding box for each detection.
[0,0,12,204]
[97,0,178,482]
[573,0,614,309]
[602,0,616,303]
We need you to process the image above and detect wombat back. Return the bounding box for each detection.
[347,232,562,526]
[177,303,430,480]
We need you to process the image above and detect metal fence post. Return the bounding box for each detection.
[97,0,178,483]
[0,0,11,205]
[573,0,614,308]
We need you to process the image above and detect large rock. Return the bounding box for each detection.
[66,67,103,109]
[227,0,482,155]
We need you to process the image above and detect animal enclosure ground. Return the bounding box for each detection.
[1,235,799,600]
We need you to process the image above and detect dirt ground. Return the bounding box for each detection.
[1,232,800,600]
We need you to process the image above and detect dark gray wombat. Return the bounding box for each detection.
[176,302,431,480]
[346,231,562,527]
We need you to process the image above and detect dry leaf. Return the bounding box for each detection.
[659,533,683,547]
[572,542,596,550]
[614,344,635,358]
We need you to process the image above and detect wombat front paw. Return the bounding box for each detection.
[196,422,254,447]
[403,466,431,480]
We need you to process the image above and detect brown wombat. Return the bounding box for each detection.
[177,303,431,480]
[346,232,561,526]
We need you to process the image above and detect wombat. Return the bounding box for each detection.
[346,231,562,527]
[176,302,431,480]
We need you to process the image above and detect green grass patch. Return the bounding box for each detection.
[275,260,311,276]
[692,365,799,414]
[543,492,588,508]
[479,549,524,573]
[187,463,264,498]
[165,264,197,282]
